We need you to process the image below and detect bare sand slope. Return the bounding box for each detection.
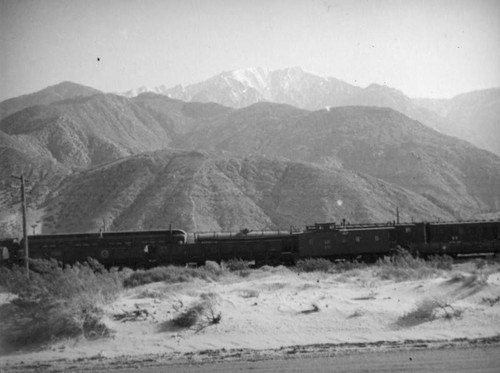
[1,263,499,371]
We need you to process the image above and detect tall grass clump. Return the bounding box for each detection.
[223,258,251,271]
[296,258,334,272]
[295,258,365,273]
[123,262,225,288]
[375,250,453,281]
[0,258,124,354]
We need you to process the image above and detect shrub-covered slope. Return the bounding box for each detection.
[180,104,500,215]
[40,149,456,233]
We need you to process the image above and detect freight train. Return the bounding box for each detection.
[1,219,499,268]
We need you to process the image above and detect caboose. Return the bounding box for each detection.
[299,222,396,261]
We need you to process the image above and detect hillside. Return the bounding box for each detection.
[0,92,176,235]
[0,81,101,121]
[180,104,500,216]
[131,93,233,135]
[0,93,174,168]
[0,130,70,236]
[37,149,459,234]
[415,88,500,156]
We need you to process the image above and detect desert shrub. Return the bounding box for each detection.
[168,293,221,330]
[172,303,207,328]
[224,258,251,271]
[396,298,462,327]
[123,265,221,288]
[0,259,123,353]
[427,255,454,270]
[375,250,444,281]
[333,259,366,272]
[396,299,438,327]
[204,260,224,276]
[296,258,334,272]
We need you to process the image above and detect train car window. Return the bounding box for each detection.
[405,227,411,233]
[355,236,361,243]
[374,235,379,241]
[324,240,331,250]
[308,238,314,246]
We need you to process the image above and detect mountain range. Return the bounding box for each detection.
[122,67,500,156]
[1,72,499,236]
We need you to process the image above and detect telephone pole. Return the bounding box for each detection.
[12,174,29,279]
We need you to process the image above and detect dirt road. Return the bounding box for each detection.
[101,345,500,373]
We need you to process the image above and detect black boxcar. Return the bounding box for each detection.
[415,220,500,256]
[185,230,300,265]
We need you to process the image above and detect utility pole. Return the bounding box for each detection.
[12,175,29,279]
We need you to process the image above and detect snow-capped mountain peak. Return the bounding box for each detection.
[118,67,362,109]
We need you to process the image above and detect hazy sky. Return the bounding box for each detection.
[1,0,499,101]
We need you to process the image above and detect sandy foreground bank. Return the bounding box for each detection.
[1,263,499,371]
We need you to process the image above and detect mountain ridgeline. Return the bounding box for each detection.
[123,67,500,156]
[0,78,499,235]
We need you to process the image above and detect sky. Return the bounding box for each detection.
[1,0,499,101]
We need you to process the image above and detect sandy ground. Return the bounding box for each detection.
[1,263,500,371]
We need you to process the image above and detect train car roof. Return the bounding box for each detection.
[306,222,396,232]
[27,229,187,240]
[195,230,299,241]
[425,220,500,226]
